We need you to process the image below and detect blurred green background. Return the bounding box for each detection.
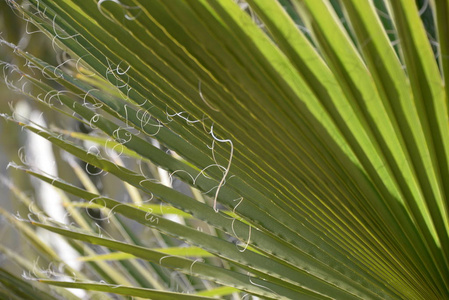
[0,1,68,273]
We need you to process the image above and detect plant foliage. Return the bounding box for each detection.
[0,0,448,299]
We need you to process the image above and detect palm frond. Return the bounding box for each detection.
[0,0,448,299]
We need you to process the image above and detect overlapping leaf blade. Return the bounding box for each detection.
[1,0,448,299]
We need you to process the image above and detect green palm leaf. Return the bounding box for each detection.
[1,0,447,299]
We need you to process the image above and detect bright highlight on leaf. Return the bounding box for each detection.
[78,247,215,261]
[0,0,448,299]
